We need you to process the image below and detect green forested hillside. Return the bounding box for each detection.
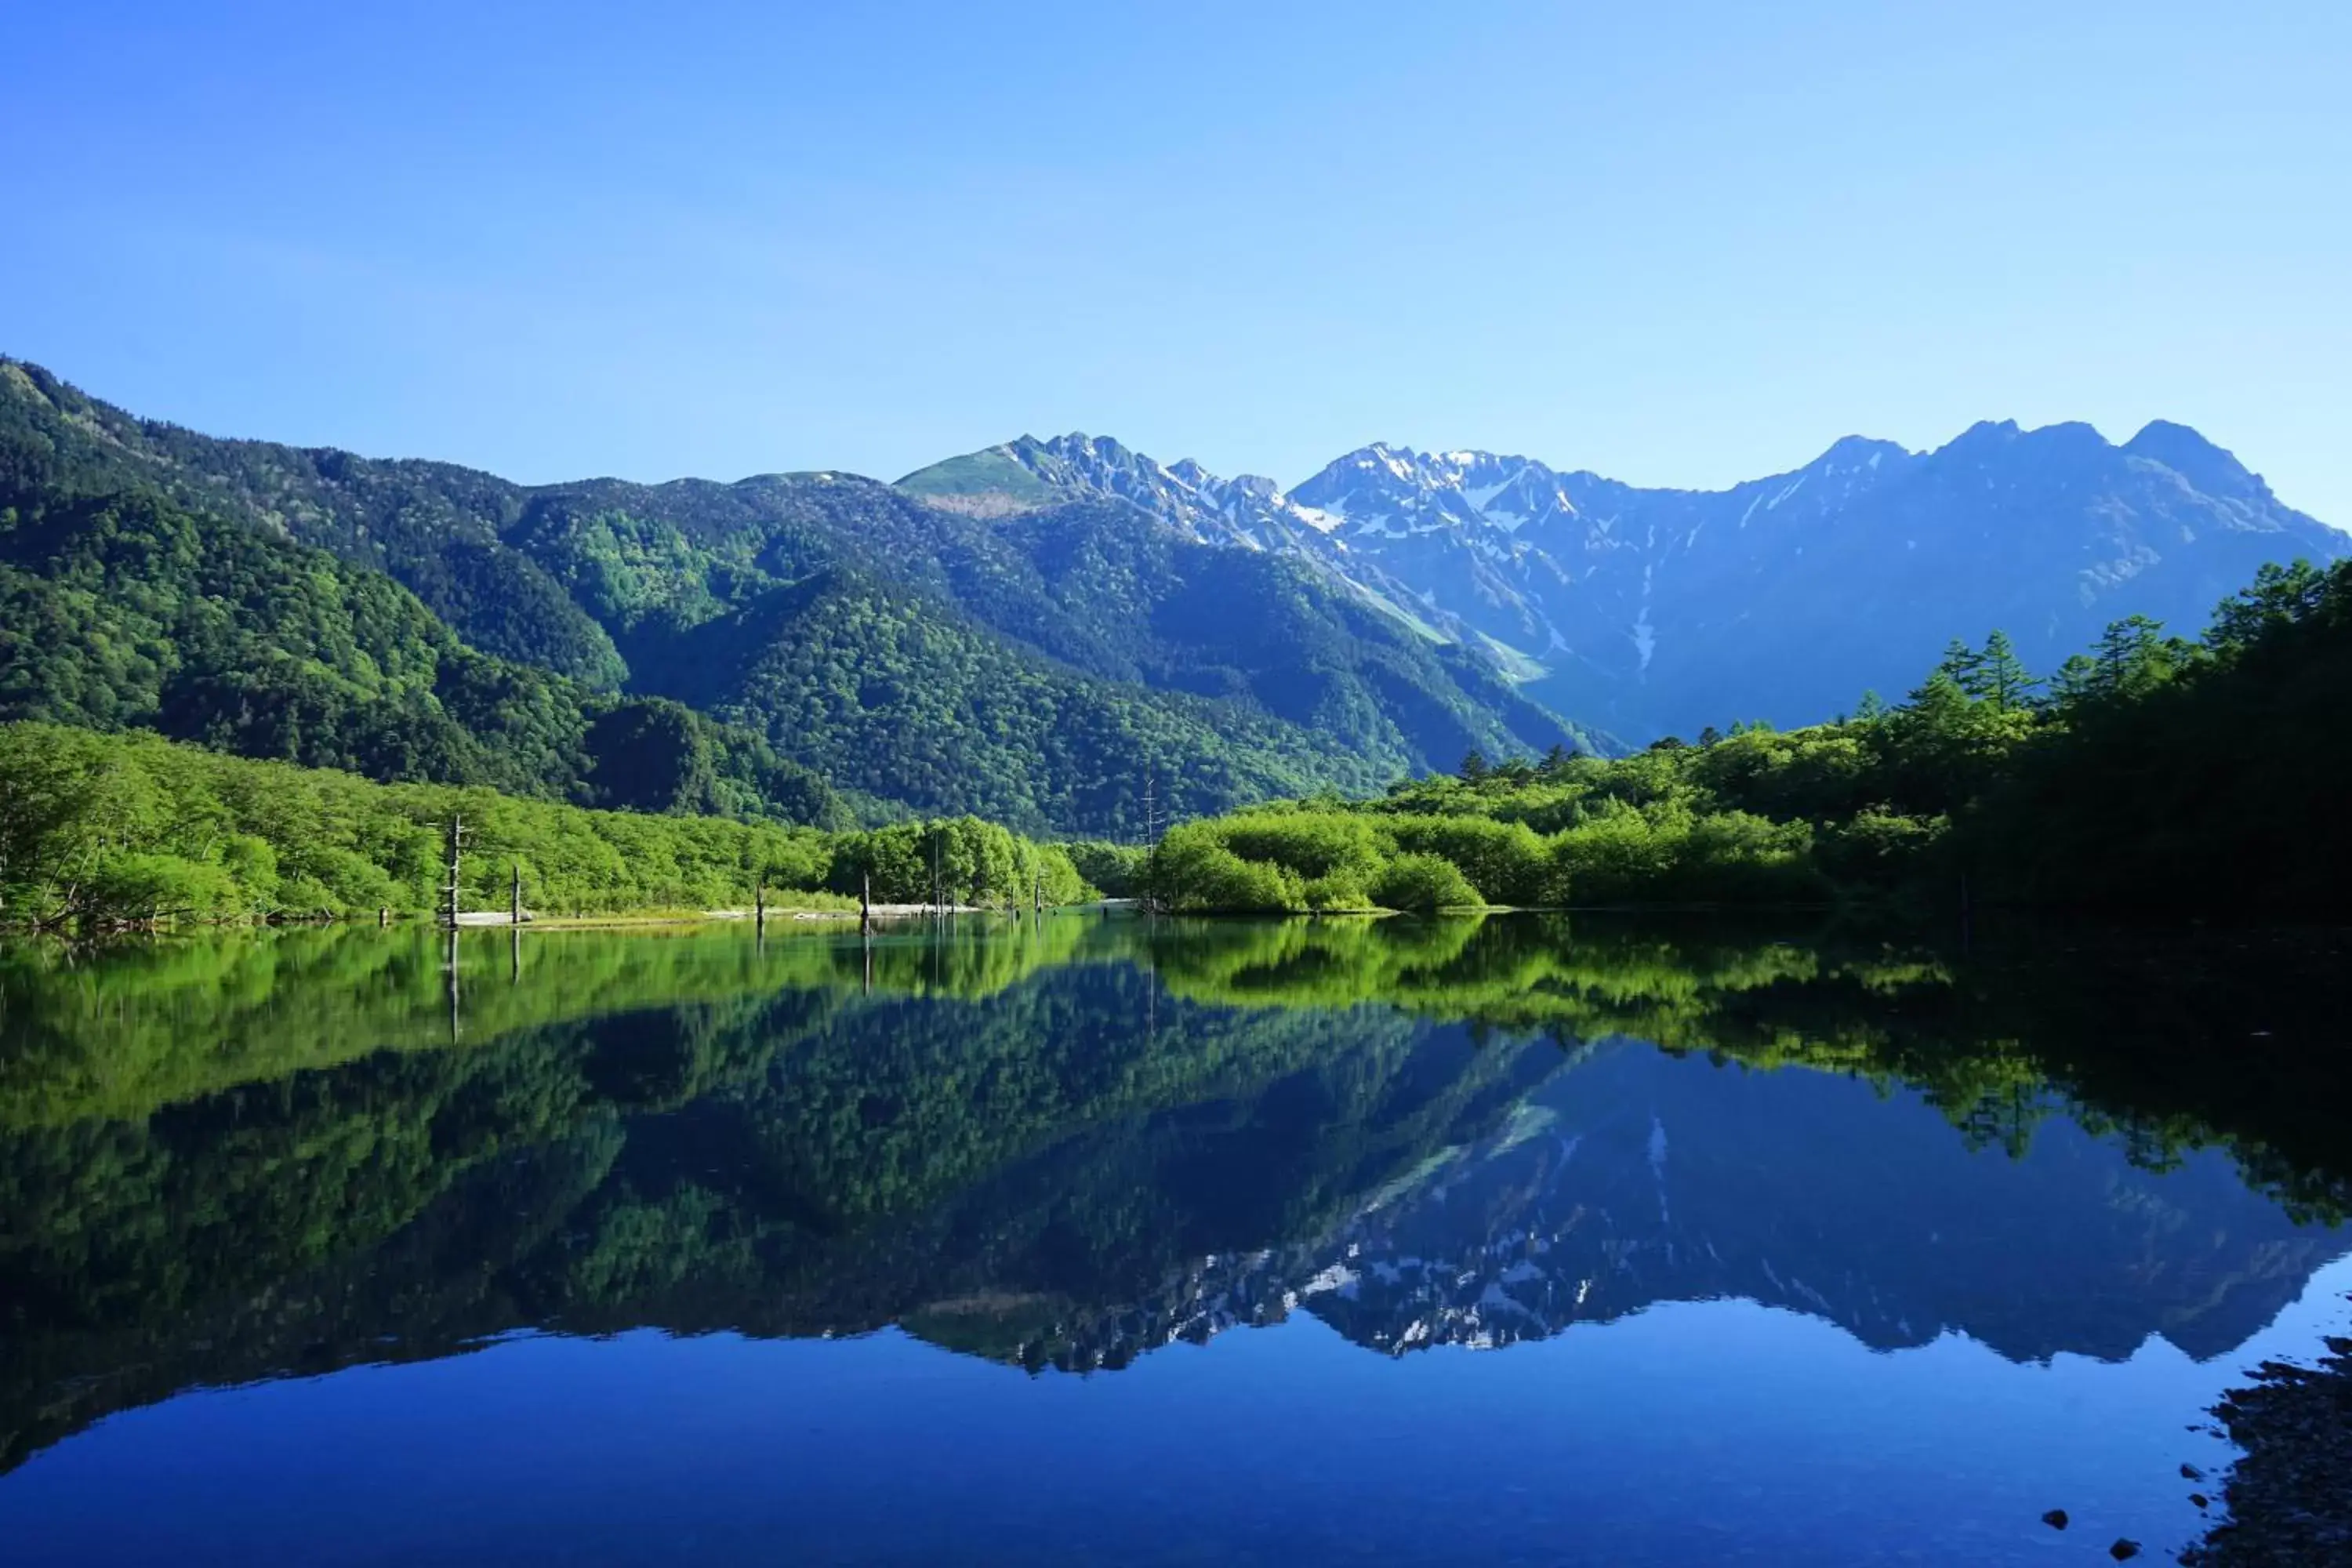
[0,454,849,826]
[1142,558,2352,915]
[0,359,626,685]
[0,359,1583,832]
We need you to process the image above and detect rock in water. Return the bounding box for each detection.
[2042,1510,2071,1530]
[2111,1541,2142,1562]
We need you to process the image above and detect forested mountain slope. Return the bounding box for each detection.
[0,359,1587,830]
[0,445,848,826]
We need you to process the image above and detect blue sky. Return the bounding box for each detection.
[5,1,2347,520]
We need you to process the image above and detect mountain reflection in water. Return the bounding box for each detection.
[0,914,2345,1565]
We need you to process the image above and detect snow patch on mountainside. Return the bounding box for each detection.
[900,419,2346,746]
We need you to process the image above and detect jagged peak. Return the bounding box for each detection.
[1814,434,1911,463]
[1947,418,2023,448]
[2128,418,2221,453]
[1931,418,2113,465]
[1305,442,1555,492]
[2124,419,2265,497]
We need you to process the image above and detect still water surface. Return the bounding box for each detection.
[0,915,2345,1565]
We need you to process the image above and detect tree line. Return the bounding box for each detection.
[0,722,1092,928]
[1139,557,2352,914]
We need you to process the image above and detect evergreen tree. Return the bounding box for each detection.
[2092,615,2173,699]
[2205,559,2329,656]
[1936,637,1985,698]
[2047,653,2102,714]
[1975,630,2038,711]
[1458,749,1490,783]
[1904,668,1975,724]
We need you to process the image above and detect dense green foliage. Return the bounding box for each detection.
[0,724,1090,927]
[1062,839,1149,898]
[0,361,1588,834]
[1150,810,1522,912]
[1974,562,2352,909]
[651,558,1390,830]
[1155,558,2352,913]
[0,443,849,826]
[0,361,626,686]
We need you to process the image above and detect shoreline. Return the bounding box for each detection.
[3,902,1103,937]
[2183,1301,2352,1566]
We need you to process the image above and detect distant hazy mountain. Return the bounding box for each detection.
[902,422,2346,740]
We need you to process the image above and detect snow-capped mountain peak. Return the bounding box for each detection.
[900,419,2344,746]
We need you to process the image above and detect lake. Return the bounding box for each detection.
[0,914,2345,1566]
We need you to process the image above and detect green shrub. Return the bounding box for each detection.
[1817,809,1949,890]
[1370,852,1481,912]
[1155,827,1304,911]
[1381,814,1556,905]
[1301,872,1373,912]
[1551,804,1679,904]
[1215,811,1387,882]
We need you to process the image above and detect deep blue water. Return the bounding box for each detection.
[0,916,2343,1565]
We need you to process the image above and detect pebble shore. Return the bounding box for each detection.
[2181,1300,2352,1566]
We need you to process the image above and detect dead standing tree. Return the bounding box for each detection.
[1139,766,1169,915]
[437,814,468,931]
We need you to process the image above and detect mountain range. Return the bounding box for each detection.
[0,360,1584,833]
[902,422,2347,741]
[2,354,2339,831]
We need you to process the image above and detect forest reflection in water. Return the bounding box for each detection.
[0,913,2346,1563]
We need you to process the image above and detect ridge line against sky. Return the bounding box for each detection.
[4,2,2346,520]
[15,345,2342,528]
[897,421,2340,524]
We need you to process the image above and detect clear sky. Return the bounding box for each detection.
[5,1,2347,520]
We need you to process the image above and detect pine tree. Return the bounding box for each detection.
[2092,615,2172,699]
[2048,653,2101,713]
[1458,749,1490,783]
[1976,630,2038,711]
[1936,637,1985,699]
[2207,560,2328,655]
[1904,668,1973,722]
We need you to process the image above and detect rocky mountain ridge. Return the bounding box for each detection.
[902,421,2345,739]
